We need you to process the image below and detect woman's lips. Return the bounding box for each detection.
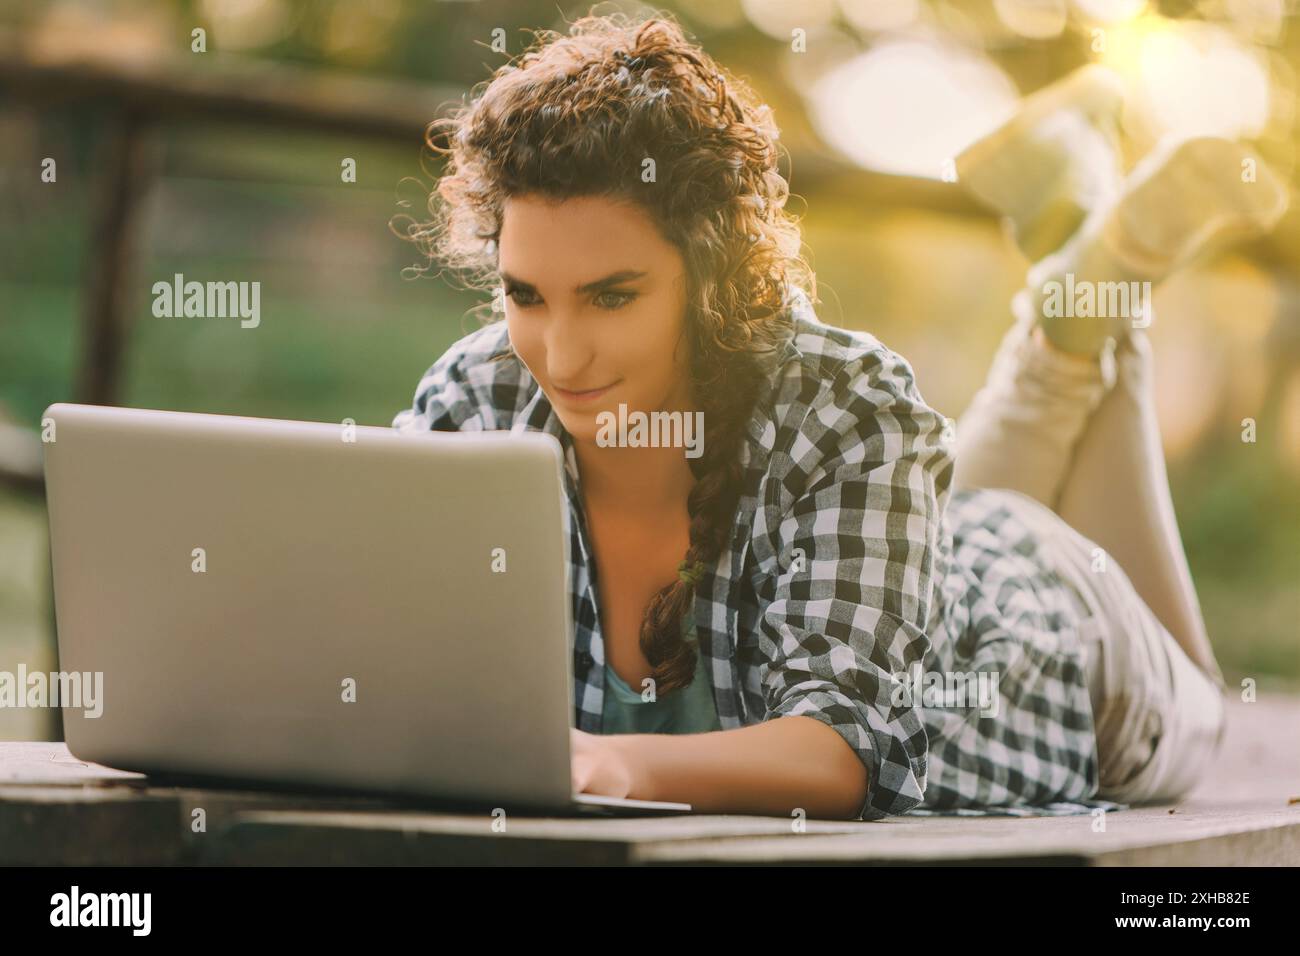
[554,381,618,404]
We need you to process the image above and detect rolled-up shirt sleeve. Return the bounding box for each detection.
[755,346,952,820]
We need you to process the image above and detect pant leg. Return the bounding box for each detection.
[1091,611,1228,805]
[995,488,1228,804]
[954,295,1228,801]
[1069,541,1228,804]
[954,298,1224,689]
[1055,329,1224,690]
[951,290,1114,508]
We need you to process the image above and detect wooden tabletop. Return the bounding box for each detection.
[3,692,1298,865]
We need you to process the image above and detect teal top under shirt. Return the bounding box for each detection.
[601,623,722,735]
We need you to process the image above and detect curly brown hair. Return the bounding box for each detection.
[395,10,815,695]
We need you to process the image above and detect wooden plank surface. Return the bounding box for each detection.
[2,691,1297,865]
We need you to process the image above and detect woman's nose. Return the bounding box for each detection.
[544,312,597,380]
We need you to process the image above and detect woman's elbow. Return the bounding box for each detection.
[824,757,869,820]
[787,715,870,820]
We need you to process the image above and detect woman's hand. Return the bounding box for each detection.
[570,728,639,799]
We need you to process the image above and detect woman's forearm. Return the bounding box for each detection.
[610,715,869,820]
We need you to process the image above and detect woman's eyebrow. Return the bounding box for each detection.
[500,270,647,294]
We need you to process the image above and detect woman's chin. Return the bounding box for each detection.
[553,409,608,444]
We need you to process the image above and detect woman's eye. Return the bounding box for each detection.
[504,287,635,310]
[594,291,637,311]
[506,287,541,308]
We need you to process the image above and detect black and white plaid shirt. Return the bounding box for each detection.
[393,290,1113,820]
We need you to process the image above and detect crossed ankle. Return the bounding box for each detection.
[1031,323,1107,362]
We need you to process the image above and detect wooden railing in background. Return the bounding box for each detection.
[0,34,460,495]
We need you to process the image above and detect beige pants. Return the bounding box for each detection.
[952,292,1228,804]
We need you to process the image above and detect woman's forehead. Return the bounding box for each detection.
[499,194,680,277]
[501,193,649,231]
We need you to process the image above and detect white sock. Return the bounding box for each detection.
[1032,136,1289,355]
[956,64,1126,261]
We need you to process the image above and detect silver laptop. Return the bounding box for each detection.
[41,402,691,816]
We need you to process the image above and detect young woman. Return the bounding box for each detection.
[391,14,1286,820]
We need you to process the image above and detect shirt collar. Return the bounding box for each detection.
[510,380,580,490]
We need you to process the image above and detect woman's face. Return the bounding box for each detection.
[498,193,693,446]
